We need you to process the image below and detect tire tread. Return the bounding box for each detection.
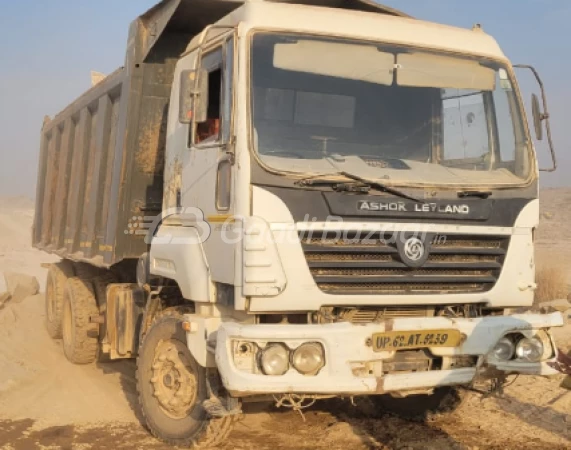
[63,277,99,365]
[45,260,75,339]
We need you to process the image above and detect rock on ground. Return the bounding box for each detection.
[3,272,39,303]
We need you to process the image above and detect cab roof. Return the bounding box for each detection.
[139,0,506,63]
[206,1,506,61]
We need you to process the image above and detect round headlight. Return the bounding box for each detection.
[260,344,290,376]
[292,343,325,376]
[492,337,515,361]
[515,337,544,363]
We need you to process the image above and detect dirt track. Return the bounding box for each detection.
[0,198,570,449]
[1,369,571,449]
[1,292,569,450]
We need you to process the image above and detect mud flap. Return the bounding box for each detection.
[105,284,146,359]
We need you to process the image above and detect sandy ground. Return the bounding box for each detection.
[0,197,56,293]
[0,196,570,449]
[535,188,571,277]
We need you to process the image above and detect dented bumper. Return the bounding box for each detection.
[216,313,564,396]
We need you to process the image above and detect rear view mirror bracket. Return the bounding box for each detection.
[514,64,556,172]
[179,69,209,125]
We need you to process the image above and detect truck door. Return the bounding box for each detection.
[182,37,235,285]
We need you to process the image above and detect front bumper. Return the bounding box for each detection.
[216,313,564,396]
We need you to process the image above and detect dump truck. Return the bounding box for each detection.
[34,0,563,446]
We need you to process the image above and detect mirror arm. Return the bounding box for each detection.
[514,64,557,172]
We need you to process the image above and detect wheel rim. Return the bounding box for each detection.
[62,297,72,345]
[151,339,198,419]
[46,277,55,321]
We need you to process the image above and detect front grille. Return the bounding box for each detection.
[300,231,509,295]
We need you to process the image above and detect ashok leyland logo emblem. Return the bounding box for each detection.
[404,237,425,261]
[397,234,431,268]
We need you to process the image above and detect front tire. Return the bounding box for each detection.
[371,387,465,421]
[136,309,234,448]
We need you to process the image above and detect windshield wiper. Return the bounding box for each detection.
[458,190,492,199]
[297,178,371,193]
[339,171,425,203]
[296,172,424,203]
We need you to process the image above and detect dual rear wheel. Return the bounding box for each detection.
[45,263,104,364]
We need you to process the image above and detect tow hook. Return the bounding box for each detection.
[546,350,571,391]
[548,349,571,376]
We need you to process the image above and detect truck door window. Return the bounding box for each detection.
[194,48,223,145]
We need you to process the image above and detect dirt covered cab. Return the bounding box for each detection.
[34,0,563,447]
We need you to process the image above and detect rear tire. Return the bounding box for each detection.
[370,387,465,421]
[45,261,75,339]
[62,277,100,365]
[137,308,234,448]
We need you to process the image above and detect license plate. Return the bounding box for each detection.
[372,329,463,352]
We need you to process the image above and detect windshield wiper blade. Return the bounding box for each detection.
[296,172,424,203]
[296,178,371,193]
[458,190,492,199]
[339,171,425,203]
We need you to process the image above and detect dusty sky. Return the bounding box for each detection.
[0,0,569,198]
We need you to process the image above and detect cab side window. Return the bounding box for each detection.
[194,48,223,145]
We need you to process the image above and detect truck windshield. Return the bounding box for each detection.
[250,33,532,187]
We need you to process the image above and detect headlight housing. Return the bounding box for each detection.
[492,337,516,361]
[515,337,544,363]
[292,343,325,376]
[491,333,550,363]
[260,344,290,376]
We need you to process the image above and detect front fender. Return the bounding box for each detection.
[150,225,214,302]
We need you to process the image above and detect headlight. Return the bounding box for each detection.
[260,344,290,376]
[292,343,325,376]
[515,337,544,363]
[492,337,515,361]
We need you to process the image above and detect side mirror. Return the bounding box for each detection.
[514,64,556,172]
[531,93,543,141]
[179,69,209,124]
